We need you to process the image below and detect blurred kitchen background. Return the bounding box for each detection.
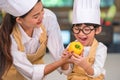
[0,0,120,80]
[41,0,120,53]
[0,0,120,52]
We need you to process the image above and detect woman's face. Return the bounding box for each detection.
[17,2,44,30]
[73,24,97,46]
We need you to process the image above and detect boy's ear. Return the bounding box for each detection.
[95,26,102,34]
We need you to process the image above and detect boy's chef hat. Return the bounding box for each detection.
[72,0,101,25]
[0,0,38,17]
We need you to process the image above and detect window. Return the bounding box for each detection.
[42,0,73,7]
[100,0,115,7]
[61,30,71,46]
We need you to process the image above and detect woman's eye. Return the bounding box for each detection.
[33,15,40,19]
[34,16,38,19]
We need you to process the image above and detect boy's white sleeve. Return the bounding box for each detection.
[90,43,107,78]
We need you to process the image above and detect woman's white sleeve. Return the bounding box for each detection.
[11,35,46,80]
[43,8,64,61]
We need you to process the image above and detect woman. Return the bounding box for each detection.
[0,0,71,80]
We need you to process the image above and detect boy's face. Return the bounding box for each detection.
[72,23,101,46]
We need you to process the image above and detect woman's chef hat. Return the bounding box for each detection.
[0,0,38,17]
[72,0,101,25]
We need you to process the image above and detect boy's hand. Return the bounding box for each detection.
[70,53,87,68]
[70,53,94,75]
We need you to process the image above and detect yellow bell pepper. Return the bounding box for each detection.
[67,41,84,55]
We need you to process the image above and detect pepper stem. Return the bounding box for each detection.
[75,44,80,50]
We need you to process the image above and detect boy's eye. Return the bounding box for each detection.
[74,27,79,30]
[84,28,90,31]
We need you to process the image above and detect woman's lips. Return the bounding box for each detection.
[37,21,42,25]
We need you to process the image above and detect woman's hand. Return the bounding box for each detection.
[61,49,73,63]
[61,49,73,70]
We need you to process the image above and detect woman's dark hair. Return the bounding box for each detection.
[0,13,16,79]
[0,12,31,79]
[0,0,40,79]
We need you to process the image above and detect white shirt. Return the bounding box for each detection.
[10,8,64,80]
[84,43,107,77]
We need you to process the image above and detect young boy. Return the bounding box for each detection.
[67,0,107,80]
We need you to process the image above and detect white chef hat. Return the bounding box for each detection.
[72,0,101,25]
[0,0,38,17]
